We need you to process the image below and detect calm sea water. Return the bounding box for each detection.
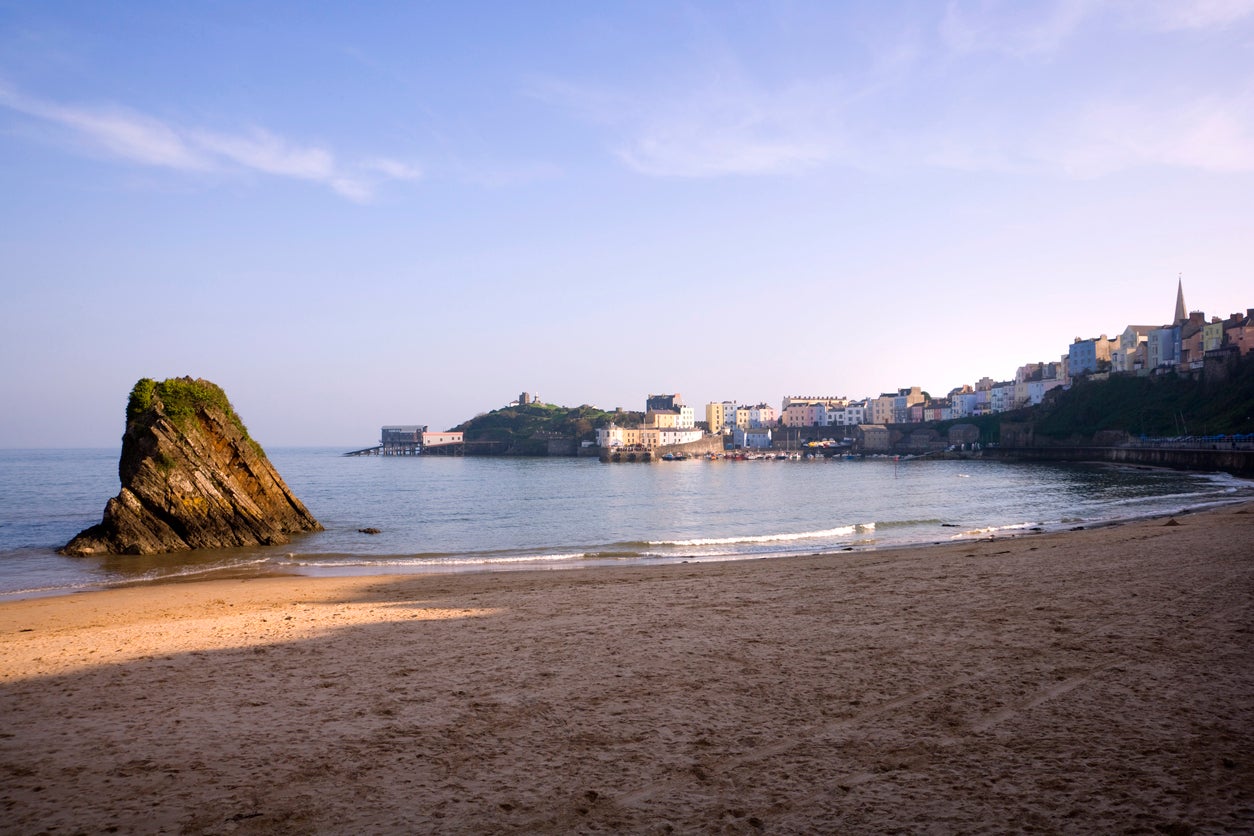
[1,448,1251,600]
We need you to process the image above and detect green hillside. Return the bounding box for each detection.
[1034,356,1254,440]
[451,402,644,454]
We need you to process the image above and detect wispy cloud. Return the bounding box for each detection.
[939,0,1254,57]
[0,82,421,201]
[531,69,847,179]
[1047,91,1254,177]
[940,0,1098,57]
[535,1,1254,182]
[1135,0,1254,30]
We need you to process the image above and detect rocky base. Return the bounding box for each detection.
[62,377,322,556]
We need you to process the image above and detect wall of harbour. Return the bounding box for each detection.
[988,445,1254,478]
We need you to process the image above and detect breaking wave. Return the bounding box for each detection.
[650,524,874,548]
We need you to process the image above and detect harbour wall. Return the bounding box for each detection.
[988,446,1254,478]
[599,434,725,462]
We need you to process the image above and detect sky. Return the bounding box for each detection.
[1,1,1252,448]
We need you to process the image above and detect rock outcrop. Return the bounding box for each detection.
[62,377,322,556]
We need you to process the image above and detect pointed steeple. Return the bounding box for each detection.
[1174,274,1187,325]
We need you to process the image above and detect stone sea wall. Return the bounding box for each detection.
[989,446,1254,478]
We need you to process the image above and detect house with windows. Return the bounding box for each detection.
[1067,335,1116,377]
[1113,325,1156,373]
[733,426,773,449]
[705,401,738,433]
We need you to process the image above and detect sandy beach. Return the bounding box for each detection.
[2,504,1252,834]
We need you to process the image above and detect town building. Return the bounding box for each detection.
[869,394,896,425]
[892,387,924,424]
[596,423,641,448]
[705,401,738,434]
[1148,324,1181,371]
[733,426,773,449]
[1179,311,1208,370]
[989,382,1017,413]
[1067,335,1116,377]
[381,425,426,455]
[748,403,777,428]
[421,431,464,447]
[855,424,890,452]
[1112,325,1156,373]
[1223,310,1254,356]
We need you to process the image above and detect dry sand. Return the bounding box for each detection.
[2,503,1252,834]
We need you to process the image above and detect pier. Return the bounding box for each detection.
[343,425,468,457]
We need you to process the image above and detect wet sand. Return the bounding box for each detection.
[3,503,1252,833]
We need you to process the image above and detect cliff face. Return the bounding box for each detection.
[61,377,322,556]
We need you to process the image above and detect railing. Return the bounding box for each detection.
[1122,434,1254,450]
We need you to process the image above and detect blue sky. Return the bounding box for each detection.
[2,1,1252,447]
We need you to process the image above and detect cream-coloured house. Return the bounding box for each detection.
[1113,325,1156,372]
[705,401,738,433]
[596,423,643,448]
[645,410,680,429]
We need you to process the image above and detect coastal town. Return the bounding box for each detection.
[597,280,1253,456]
[367,280,1253,462]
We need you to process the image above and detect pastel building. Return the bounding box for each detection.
[645,409,681,429]
[869,394,896,425]
[1067,335,1116,377]
[892,387,924,424]
[1113,325,1156,373]
[1148,325,1181,371]
[705,401,738,433]
[596,423,642,448]
[989,382,1017,413]
[1223,310,1254,356]
[1203,318,1226,352]
[748,404,777,428]
[733,426,773,449]
[1026,379,1064,405]
[781,402,820,427]
[645,394,694,428]
[657,426,704,447]
[829,400,867,427]
[1179,312,1207,369]
[421,431,463,447]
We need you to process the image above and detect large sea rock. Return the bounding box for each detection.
[61,377,322,556]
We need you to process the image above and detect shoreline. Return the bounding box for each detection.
[3,501,1252,832]
[5,479,1250,604]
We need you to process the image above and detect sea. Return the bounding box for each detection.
[2,448,1252,601]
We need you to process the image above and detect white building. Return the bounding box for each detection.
[989,382,1017,413]
[659,426,704,446]
[1026,379,1065,405]
[733,426,773,449]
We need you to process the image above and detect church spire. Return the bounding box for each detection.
[1174,274,1187,325]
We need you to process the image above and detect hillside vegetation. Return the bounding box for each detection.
[1034,357,1254,440]
[452,402,644,453]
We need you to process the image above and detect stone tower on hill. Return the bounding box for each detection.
[1174,276,1188,325]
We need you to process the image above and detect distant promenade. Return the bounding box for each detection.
[991,439,1254,477]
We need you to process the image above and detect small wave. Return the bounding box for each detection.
[122,556,276,583]
[0,580,102,599]
[649,524,874,548]
[282,552,589,568]
[873,518,943,529]
[949,521,1040,539]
